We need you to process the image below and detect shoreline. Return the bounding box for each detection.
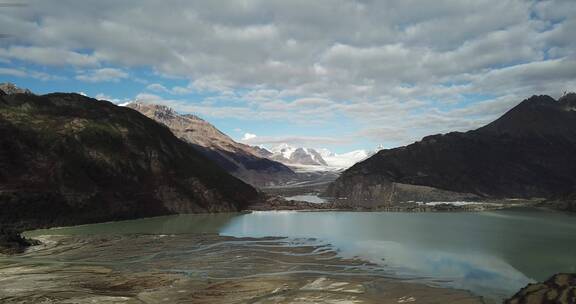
[0,199,551,253]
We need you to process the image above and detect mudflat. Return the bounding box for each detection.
[0,234,484,304]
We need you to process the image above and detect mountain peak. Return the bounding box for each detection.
[327,92,576,203]
[559,92,576,110]
[125,102,295,186]
[478,93,576,137]
[127,102,178,117]
[267,144,372,169]
[0,83,33,95]
[516,94,556,108]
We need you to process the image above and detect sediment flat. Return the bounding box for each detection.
[0,233,485,304]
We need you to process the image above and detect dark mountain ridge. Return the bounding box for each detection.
[325,94,576,205]
[0,89,259,232]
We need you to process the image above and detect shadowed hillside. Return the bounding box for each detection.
[326,94,576,206]
[0,89,259,232]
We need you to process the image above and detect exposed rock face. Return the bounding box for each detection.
[505,273,576,304]
[0,227,40,254]
[0,82,33,95]
[126,102,295,187]
[266,144,329,167]
[0,92,259,231]
[290,147,328,166]
[326,94,576,206]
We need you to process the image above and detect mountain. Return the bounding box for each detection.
[264,143,372,169]
[318,148,374,169]
[0,86,259,231]
[325,94,576,206]
[268,144,328,166]
[125,102,295,187]
[0,83,32,95]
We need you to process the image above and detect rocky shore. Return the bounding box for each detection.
[505,273,576,304]
[0,228,39,255]
[250,194,521,213]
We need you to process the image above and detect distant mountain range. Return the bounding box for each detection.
[326,93,576,208]
[126,102,373,178]
[256,143,374,170]
[126,102,296,187]
[0,84,259,230]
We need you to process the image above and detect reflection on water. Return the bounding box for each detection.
[25,208,576,302]
[219,209,576,301]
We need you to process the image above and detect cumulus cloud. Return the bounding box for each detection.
[242,133,257,140]
[1,0,574,148]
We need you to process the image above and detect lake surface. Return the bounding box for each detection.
[28,208,576,302]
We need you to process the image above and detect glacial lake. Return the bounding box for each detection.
[27,208,576,302]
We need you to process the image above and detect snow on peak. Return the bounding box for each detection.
[322,149,370,168]
[267,143,373,169]
[270,143,297,159]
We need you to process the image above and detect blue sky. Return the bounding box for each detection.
[1,0,575,153]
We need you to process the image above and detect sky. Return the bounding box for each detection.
[0,0,575,153]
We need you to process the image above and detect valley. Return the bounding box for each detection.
[1,84,575,304]
[2,2,575,303]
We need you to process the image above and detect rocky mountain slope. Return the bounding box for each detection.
[0,87,259,231]
[126,102,295,187]
[0,83,32,95]
[325,94,576,207]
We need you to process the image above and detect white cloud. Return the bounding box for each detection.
[0,46,99,67]
[0,67,26,77]
[146,83,170,93]
[0,67,60,80]
[95,93,130,104]
[76,68,128,83]
[145,82,198,95]
[242,133,257,140]
[241,134,352,147]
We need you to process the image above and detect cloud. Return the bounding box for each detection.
[0,67,60,80]
[1,0,574,149]
[0,67,26,77]
[76,68,128,83]
[146,83,192,95]
[95,93,130,104]
[0,46,99,67]
[240,134,352,147]
[242,133,257,140]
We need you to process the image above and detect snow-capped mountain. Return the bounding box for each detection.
[261,143,378,169]
[320,149,372,168]
[268,144,328,166]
